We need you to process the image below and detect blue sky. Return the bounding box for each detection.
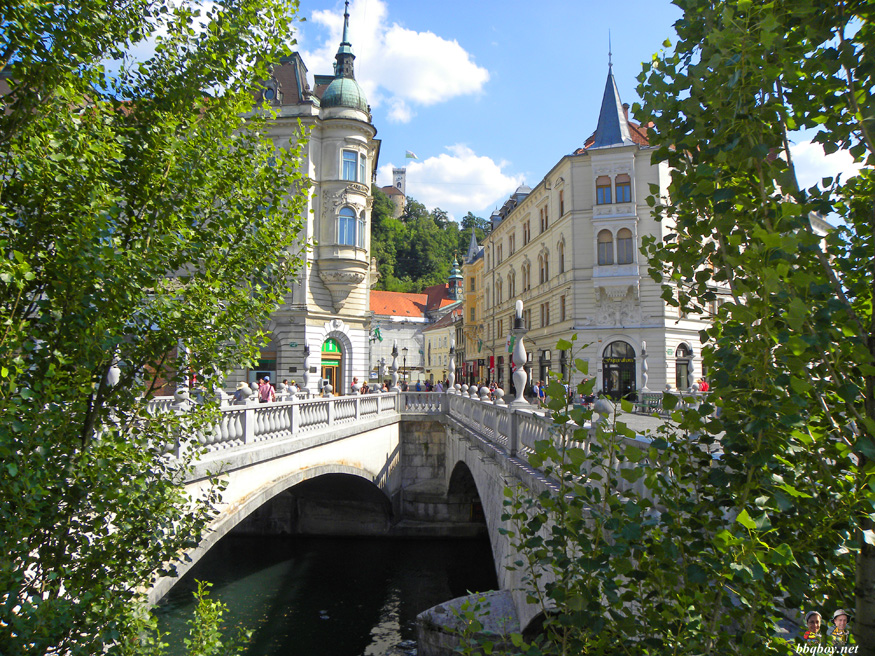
[293,0,858,221]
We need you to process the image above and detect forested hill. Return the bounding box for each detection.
[370,187,491,293]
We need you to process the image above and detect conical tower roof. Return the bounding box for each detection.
[589,64,634,149]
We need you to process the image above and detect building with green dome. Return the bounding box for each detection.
[233,1,381,396]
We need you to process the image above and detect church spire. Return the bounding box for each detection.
[334,1,356,79]
[589,60,633,149]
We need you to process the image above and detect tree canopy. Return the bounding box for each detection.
[370,188,489,293]
[0,0,307,652]
[456,1,875,654]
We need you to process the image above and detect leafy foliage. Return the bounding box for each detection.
[0,0,307,653]
[458,1,874,653]
[370,188,489,292]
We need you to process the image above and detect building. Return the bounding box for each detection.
[377,167,407,219]
[422,307,463,385]
[461,230,486,385]
[369,274,463,384]
[233,3,380,394]
[478,63,723,398]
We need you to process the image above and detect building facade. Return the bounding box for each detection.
[477,65,720,398]
[233,4,381,394]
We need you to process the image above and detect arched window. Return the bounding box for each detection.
[539,254,549,284]
[338,207,356,245]
[675,344,692,390]
[507,271,515,298]
[558,241,565,273]
[357,212,366,248]
[598,229,614,265]
[497,279,503,305]
[522,263,530,292]
[617,228,633,264]
[596,175,612,205]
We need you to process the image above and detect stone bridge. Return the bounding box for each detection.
[148,389,658,638]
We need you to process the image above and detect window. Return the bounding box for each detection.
[508,270,516,298]
[539,253,550,284]
[617,228,633,264]
[469,276,475,292]
[342,150,364,182]
[339,207,357,245]
[357,213,365,248]
[615,173,631,203]
[559,189,565,215]
[523,220,531,245]
[485,288,490,309]
[470,307,476,322]
[508,233,516,255]
[558,241,565,274]
[540,302,550,327]
[498,318,503,338]
[522,263,530,292]
[539,207,548,233]
[596,175,612,205]
[497,280,503,305]
[675,344,692,390]
[597,229,614,265]
[497,244,503,263]
[560,294,566,322]
[524,309,532,329]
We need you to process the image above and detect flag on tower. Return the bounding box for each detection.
[405,150,418,159]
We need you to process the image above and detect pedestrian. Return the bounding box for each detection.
[351,377,359,394]
[289,380,299,394]
[435,380,443,393]
[233,381,250,405]
[258,376,274,403]
[538,380,546,406]
[531,380,540,405]
[415,380,422,392]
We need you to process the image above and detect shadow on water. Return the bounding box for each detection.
[156,534,498,656]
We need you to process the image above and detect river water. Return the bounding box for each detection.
[157,534,498,656]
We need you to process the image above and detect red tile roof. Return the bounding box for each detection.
[422,307,462,332]
[422,283,454,312]
[370,290,428,317]
[380,185,405,197]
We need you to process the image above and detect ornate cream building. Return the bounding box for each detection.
[477,64,721,398]
[235,4,380,394]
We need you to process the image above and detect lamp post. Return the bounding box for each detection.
[402,347,409,384]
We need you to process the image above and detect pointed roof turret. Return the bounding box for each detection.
[466,229,479,262]
[334,1,355,78]
[589,63,634,149]
[321,0,369,114]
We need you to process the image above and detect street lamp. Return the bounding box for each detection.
[402,347,409,383]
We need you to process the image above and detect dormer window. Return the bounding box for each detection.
[596,176,612,205]
[615,173,632,203]
[342,149,366,182]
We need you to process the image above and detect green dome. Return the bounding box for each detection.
[321,77,368,113]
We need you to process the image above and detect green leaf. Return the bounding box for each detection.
[736,509,756,530]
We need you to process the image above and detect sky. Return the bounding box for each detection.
[293,0,862,221]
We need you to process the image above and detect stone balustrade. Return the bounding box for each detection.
[146,388,662,500]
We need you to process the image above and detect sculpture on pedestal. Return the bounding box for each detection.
[390,340,400,392]
[447,337,456,393]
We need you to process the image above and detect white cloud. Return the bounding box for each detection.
[790,139,864,190]
[301,0,489,123]
[378,145,523,220]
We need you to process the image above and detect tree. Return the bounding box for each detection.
[637,0,874,649]
[0,0,307,653]
[455,1,875,653]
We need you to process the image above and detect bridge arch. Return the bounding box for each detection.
[151,463,388,603]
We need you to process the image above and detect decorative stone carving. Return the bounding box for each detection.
[593,293,642,326]
[318,267,367,312]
